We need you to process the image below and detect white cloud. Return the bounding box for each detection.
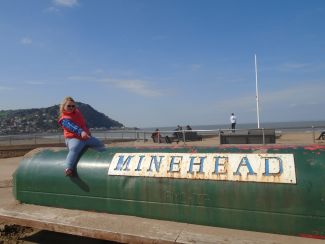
[191,64,201,71]
[101,78,163,97]
[69,75,163,97]
[25,81,45,85]
[53,0,79,7]
[0,86,13,91]
[68,76,97,81]
[214,94,255,112]
[276,62,325,73]
[260,83,325,107]
[93,69,104,74]
[281,62,310,70]
[213,81,325,119]
[44,6,59,13]
[21,37,32,45]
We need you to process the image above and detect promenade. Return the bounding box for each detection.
[109,131,323,146]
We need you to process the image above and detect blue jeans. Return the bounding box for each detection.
[65,137,105,170]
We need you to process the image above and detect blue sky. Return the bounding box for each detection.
[0,0,324,128]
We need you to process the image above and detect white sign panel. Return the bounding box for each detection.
[108,153,296,184]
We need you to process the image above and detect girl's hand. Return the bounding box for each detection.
[81,131,90,140]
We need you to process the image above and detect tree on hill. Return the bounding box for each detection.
[75,102,122,129]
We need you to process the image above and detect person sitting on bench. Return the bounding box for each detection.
[172,125,183,142]
[151,129,161,142]
[151,129,172,143]
[317,131,325,140]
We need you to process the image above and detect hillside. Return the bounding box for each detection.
[0,103,123,135]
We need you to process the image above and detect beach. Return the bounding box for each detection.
[0,131,324,243]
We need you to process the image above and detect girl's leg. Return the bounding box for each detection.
[65,138,86,170]
[85,136,106,152]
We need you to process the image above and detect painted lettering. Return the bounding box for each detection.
[168,156,183,173]
[263,157,283,176]
[148,155,164,172]
[109,153,296,184]
[213,156,228,175]
[114,155,133,171]
[234,157,256,176]
[188,156,206,174]
[135,155,145,171]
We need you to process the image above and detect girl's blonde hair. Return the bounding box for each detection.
[59,96,75,117]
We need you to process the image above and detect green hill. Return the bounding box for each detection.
[0,103,123,135]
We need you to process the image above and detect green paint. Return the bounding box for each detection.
[13,146,325,237]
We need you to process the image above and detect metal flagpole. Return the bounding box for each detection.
[255,54,260,128]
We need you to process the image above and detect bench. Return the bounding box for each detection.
[220,129,276,144]
[152,135,172,144]
[173,131,203,142]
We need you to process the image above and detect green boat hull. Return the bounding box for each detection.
[13,145,325,238]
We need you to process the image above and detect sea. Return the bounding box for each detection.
[141,120,325,132]
[91,120,325,140]
[1,120,324,143]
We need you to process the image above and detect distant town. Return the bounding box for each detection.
[0,112,58,134]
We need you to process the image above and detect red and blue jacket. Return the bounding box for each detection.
[58,109,90,140]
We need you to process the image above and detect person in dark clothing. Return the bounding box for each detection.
[151,129,172,143]
[317,131,325,140]
[151,129,161,142]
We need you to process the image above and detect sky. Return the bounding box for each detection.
[0,0,325,128]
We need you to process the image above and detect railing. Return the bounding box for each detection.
[0,126,324,146]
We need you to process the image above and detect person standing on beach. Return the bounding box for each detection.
[58,96,105,176]
[230,113,237,133]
